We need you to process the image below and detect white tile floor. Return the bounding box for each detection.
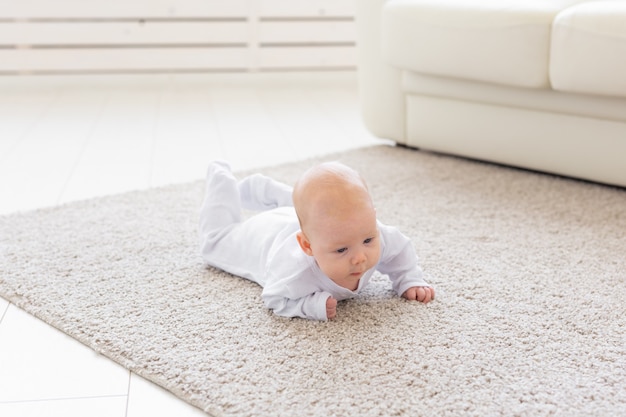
[0,71,390,416]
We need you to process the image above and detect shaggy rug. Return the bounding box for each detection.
[1,145,625,416]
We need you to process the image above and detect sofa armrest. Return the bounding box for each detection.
[550,1,626,98]
[356,0,405,142]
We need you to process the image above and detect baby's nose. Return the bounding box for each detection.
[352,251,366,264]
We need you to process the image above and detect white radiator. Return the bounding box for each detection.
[0,0,356,74]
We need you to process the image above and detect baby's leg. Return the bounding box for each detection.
[238,173,293,212]
[199,161,241,244]
[199,162,266,283]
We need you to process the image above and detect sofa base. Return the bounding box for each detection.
[406,95,626,187]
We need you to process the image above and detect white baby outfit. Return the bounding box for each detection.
[199,161,430,321]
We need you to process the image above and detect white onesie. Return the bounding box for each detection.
[199,161,430,321]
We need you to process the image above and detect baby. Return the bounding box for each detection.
[199,160,434,321]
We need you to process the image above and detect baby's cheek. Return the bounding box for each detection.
[323,259,344,280]
[370,247,381,266]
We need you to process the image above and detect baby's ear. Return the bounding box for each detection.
[296,231,314,256]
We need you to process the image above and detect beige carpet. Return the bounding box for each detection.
[1,145,625,416]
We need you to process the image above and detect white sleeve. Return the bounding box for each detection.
[262,233,335,321]
[261,290,333,321]
[377,223,431,296]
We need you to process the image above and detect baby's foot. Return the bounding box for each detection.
[200,161,241,230]
[238,174,292,211]
[206,160,233,181]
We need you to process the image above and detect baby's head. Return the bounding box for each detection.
[293,162,381,290]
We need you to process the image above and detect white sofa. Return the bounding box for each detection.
[356,0,626,187]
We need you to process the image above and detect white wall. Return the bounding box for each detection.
[0,0,356,74]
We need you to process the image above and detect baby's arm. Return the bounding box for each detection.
[402,286,435,304]
[377,223,434,299]
[262,290,335,321]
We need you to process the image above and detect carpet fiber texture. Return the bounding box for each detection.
[1,145,625,416]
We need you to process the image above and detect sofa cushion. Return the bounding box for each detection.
[550,1,626,98]
[402,71,626,124]
[381,0,583,89]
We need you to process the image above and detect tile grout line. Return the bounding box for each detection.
[55,88,111,207]
[0,393,128,405]
[0,299,9,324]
[0,85,62,169]
[124,371,133,417]
[147,75,171,189]
[205,88,227,165]
[256,88,302,161]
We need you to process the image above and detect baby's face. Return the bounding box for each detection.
[305,204,381,291]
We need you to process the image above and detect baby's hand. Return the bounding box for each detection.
[326,297,337,320]
[402,286,435,304]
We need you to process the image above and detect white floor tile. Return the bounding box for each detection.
[0,90,107,213]
[0,305,129,403]
[0,396,128,417]
[58,88,160,204]
[0,92,57,162]
[309,89,388,148]
[126,374,207,417]
[258,87,346,160]
[0,297,8,322]
[149,81,224,187]
[208,87,292,171]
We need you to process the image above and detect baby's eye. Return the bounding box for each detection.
[336,247,347,254]
[364,237,373,244]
